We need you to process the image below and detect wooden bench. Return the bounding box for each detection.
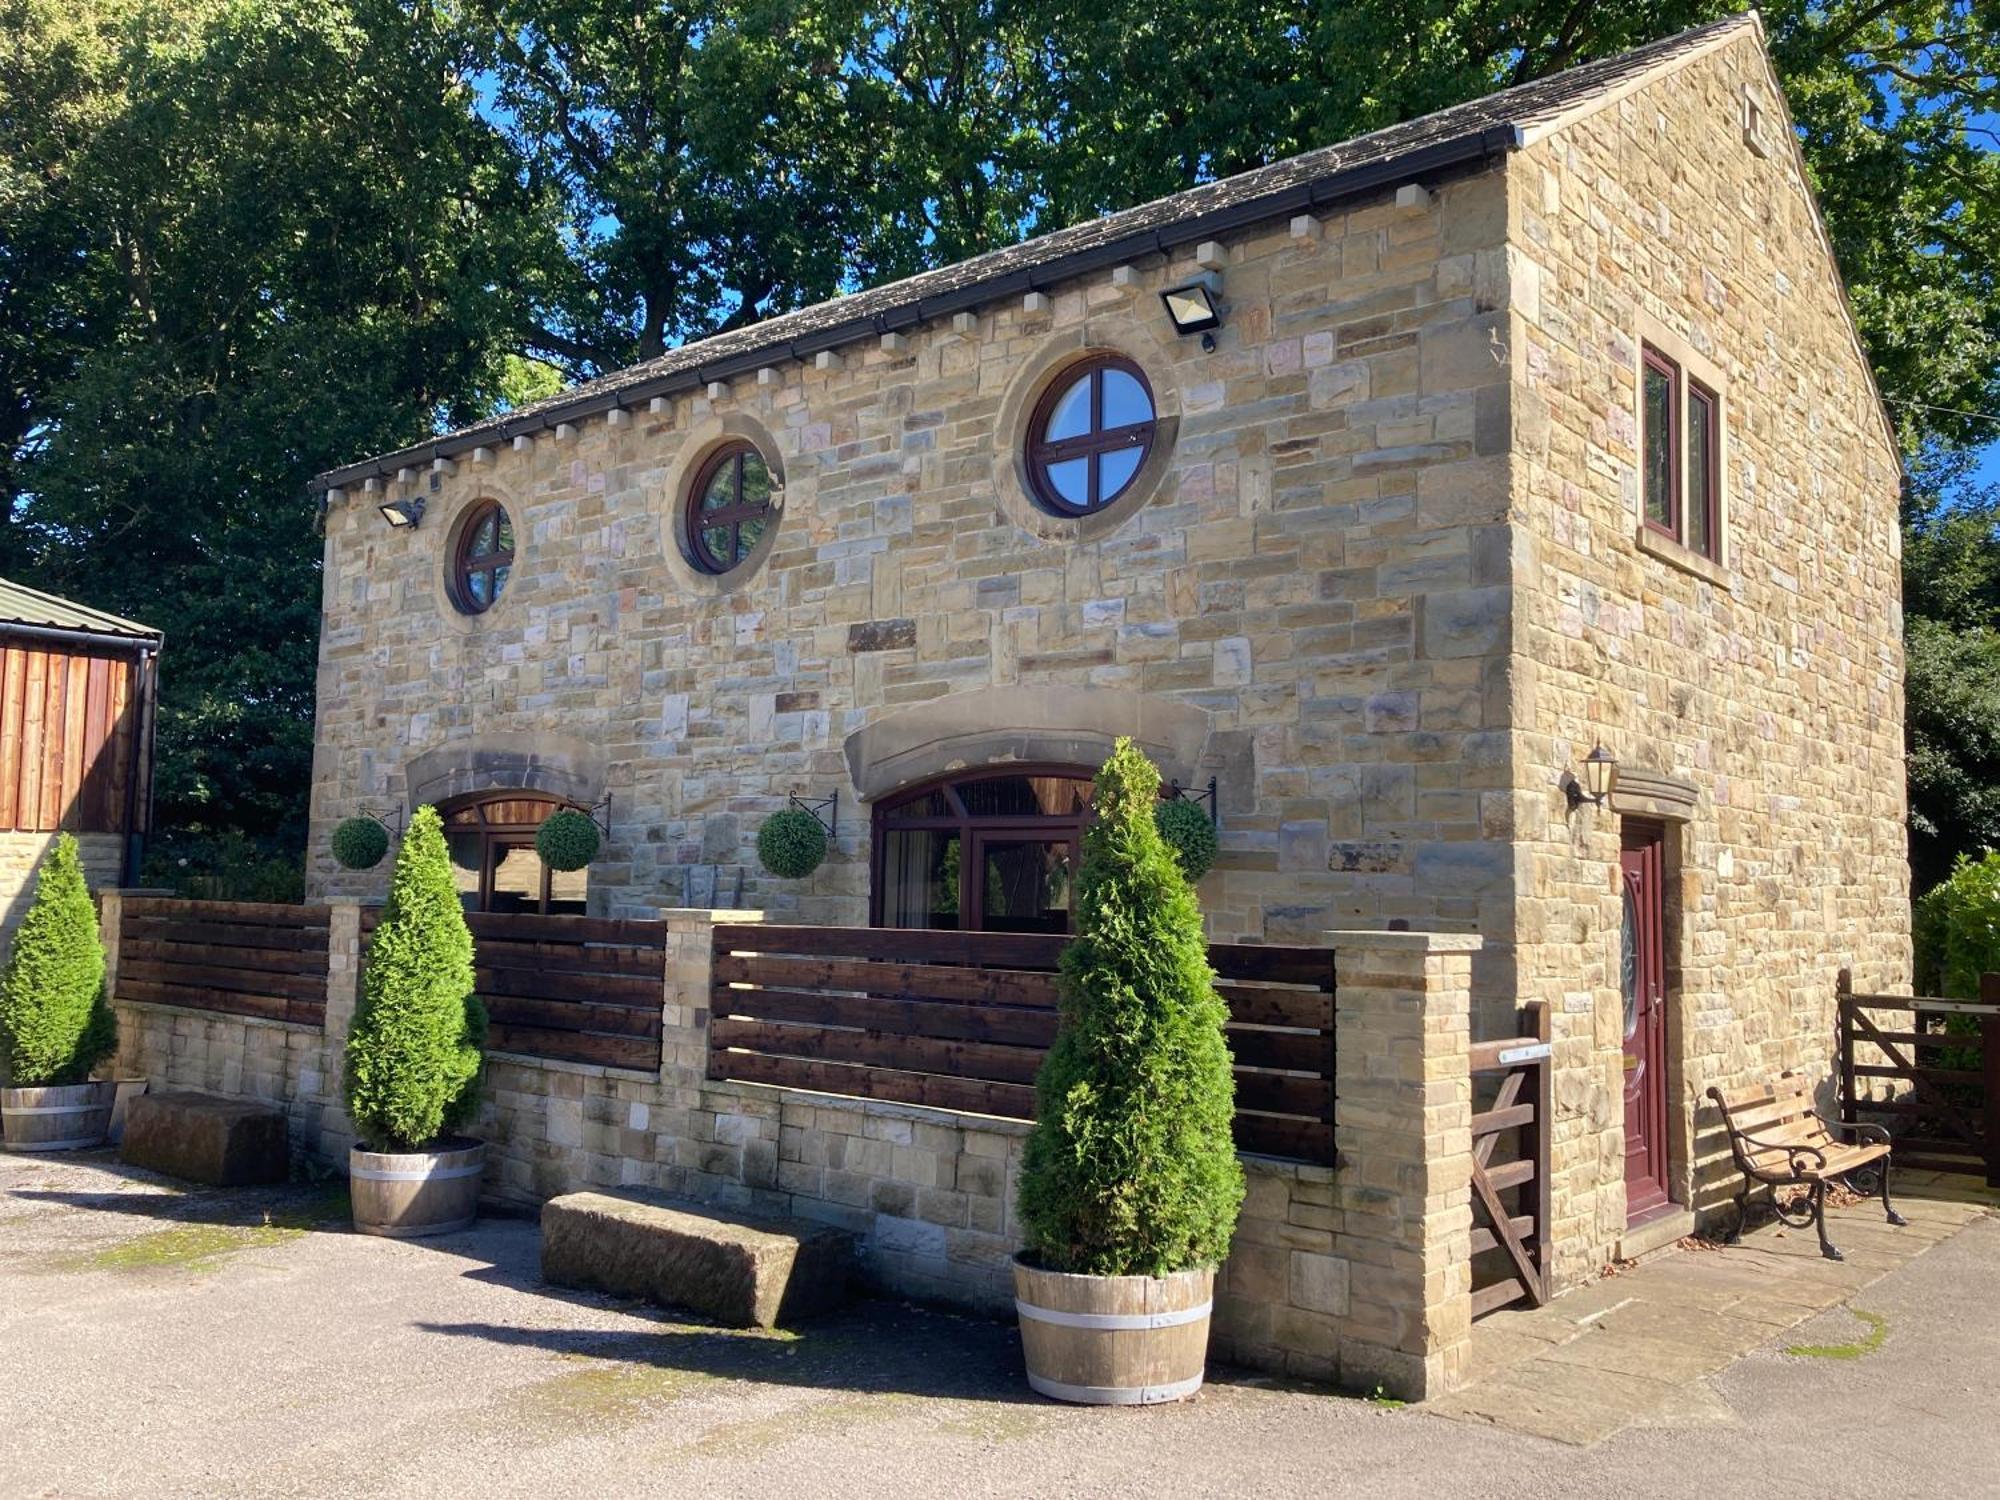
[1707,1071,1906,1260]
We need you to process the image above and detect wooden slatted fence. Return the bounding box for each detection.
[707,925,1337,1165]
[1839,973,2000,1183]
[1468,1002,1552,1319]
[361,908,666,1072]
[117,897,330,1027]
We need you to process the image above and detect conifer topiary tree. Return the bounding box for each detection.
[0,835,115,1087]
[344,804,486,1152]
[1017,739,1244,1277]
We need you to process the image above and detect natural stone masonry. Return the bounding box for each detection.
[541,1190,854,1328]
[119,1091,289,1187]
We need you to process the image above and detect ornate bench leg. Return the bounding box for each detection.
[1813,1182,1843,1261]
[1880,1159,1909,1228]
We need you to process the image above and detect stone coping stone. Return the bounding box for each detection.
[541,1191,853,1329]
[119,1090,289,1187]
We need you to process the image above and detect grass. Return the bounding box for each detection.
[69,1186,351,1274]
[1784,1308,1889,1360]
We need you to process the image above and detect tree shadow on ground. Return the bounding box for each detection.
[7,1150,349,1231]
[417,1298,1042,1406]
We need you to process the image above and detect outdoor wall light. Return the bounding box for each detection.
[1564,743,1620,810]
[1160,274,1224,350]
[379,497,426,530]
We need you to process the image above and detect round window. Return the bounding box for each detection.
[1026,355,1157,516]
[450,500,514,614]
[687,441,776,575]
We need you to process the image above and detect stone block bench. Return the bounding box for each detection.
[119,1091,289,1187]
[541,1192,853,1328]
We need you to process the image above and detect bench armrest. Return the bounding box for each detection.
[1729,1126,1827,1178]
[1815,1112,1891,1148]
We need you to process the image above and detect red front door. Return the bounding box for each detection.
[1620,821,1671,1221]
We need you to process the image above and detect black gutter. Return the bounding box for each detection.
[0,622,161,653]
[312,124,1519,494]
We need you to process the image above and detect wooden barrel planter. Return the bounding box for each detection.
[349,1139,485,1238]
[1013,1259,1215,1405]
[0,1081,118,1152]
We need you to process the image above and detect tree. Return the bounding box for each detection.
[343,805,486,1152]
[1016,739,1243,1277]
[0,835,115,1087]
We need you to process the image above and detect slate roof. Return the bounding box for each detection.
[0,578,160,642]
[315,13,1759,491]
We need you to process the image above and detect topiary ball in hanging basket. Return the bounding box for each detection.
[535,809,601,872]
[331,817,390,871]
[758,807,828,879]
[1155,796,1219,881]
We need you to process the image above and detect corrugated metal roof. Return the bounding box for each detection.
[315,13,1759,491]
[0,577,161,642]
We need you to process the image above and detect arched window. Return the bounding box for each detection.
[449,500,515,614]
[686,440,776,574]
[439,793,586,914]
[871,768,1095,933]
[1025,355,1157,516]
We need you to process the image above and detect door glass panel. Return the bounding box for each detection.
[447,832,482,912]
[547,862,588,916]
[488,844,545,914]
[1621,881,1639,1040]
[880,830,961,929]
[978,840,1073,935]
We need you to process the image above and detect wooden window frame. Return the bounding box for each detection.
[870,765,1096,933]
[1025,354,1158,517]
[448,500,515,615]
[1638,342,1724,565]
[686,441,775,575]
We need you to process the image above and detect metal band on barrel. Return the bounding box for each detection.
[1013,1298,1212,1331]
[349,1162,485,1182]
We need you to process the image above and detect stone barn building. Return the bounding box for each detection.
[305,15,1905,1304]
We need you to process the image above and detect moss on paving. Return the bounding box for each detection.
[1785,1308,1889,1360]
[63,1187,350,1274]
[514,1355,716,1426]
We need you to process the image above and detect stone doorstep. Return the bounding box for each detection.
[1431,1184,2000,1446]
[540,1190,854,1330]
[1613,1206,1694,1264]
[118,1090,289,1188]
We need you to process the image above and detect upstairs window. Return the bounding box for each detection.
[1640,345,1721,563]
[687,441,776,575]
[450,501,514,614]
[1026,355,1157,516]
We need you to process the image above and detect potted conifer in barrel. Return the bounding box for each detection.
[1013,739,1244,1404]
[345,804,488,1236]
[0,835,119,1150]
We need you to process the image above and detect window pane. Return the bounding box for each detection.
[495,513,514,553]
[702,463,736,512]
[880,830,961,929]
[1688,387,1716,558]
[1643,361,1674,530]
[979,839,1074,935]
[467,570,490,605]
[1101,368,1152,429]
[490,564,510,603]
[884,788,953,818]
[472,512,497,556]
[1098,447,1142,499]
[1045,375,1092,441]
[739,451,772,508]
[955,775,1089,817]
[446,833,483,914]
[701,523,732,561]
[737,516,765,560]
[548,861,587,916]
[488,845,544,913]
[1046,458,1089,505]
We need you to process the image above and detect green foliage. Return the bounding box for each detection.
[140,828,305,903]
[756,808,828,879]
[1913,851,2000,999]
[344,805,486,1152]
[330,817,389,871]
[0,835,115,1087]
[534,809,600,872]
[1017,739,1243,1277]
[1154,797,1219,881]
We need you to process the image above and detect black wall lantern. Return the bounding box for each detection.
[1160,274,1224,350]
[1564,743,1620,810]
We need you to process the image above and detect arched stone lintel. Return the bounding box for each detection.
[1609,766,1700,823]
[404,732,607,812]
[844,685,1210,803]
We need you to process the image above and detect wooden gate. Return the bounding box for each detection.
[1839,972,2000,1185]
[1469,1001,1553,1317]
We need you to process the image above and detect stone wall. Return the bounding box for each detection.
[0,830,123,954]
[307,167,1521,994]
[1498,30,1909,1275]
[110,902,1481,1399]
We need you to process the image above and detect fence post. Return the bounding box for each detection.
[319,901,363,1154]
[659,908,765,1092]
[1982,972,1999,1188]
[1325,928,1481,1401]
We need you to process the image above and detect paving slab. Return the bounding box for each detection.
[1431,1179,2000,1446]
